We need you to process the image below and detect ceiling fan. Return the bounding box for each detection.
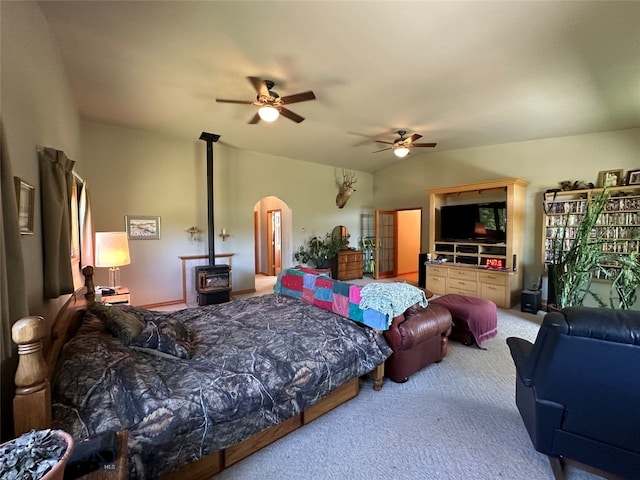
[216,76,316,124]
[373,130,437,157]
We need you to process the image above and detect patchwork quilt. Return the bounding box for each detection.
[275,268,427,330]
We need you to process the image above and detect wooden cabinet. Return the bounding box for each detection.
[426,264,514,308]
[427,178,528,308]
[331,250,363,281]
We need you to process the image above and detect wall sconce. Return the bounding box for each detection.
[219,227,230,241]
[186,226,201,243]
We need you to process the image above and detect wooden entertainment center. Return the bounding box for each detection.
[427,178,529,308]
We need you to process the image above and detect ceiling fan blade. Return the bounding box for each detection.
[373,147,392,153]
[280,91,316,104]
[374,140,394,145]
[248,112,261,124]
[279,107,305,123]
[216,98,254,104]
[247,76,269,97]
[406,133,423,143]
[412,143,437,148]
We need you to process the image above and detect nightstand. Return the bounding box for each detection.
[100,287,130,306]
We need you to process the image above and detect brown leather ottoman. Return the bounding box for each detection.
[430,294,497,348]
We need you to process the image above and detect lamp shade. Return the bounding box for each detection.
[258,105,280,122]
[393,146,410,158]
[95,232,131,267]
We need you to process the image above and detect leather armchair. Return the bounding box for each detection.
[507,307,640,480]
[384,303,452,383]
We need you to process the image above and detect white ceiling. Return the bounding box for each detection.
[38,1,640,173]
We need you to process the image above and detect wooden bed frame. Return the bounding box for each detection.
[12,266,385,479]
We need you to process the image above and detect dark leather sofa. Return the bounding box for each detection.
[506,307,640,480]
[383,303,452,383]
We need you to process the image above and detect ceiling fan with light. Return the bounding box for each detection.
[216,76,316,124]
[373,130,437,157]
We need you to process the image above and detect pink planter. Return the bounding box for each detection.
[41,430,74,480]
[0,429,74,480]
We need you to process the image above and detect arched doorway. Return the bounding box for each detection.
[253,197,292,289]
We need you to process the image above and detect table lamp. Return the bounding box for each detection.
[95,232,131,288]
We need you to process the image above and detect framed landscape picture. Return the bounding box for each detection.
[125,215,161,240]
[14,177,35,235]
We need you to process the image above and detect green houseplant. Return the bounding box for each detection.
[294,233,349,268]
[548,187,640,309]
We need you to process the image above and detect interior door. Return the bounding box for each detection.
[374,210,397,279]
[267,209,282,276]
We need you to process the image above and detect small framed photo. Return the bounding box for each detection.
[125,215,161,240]
[14,177,35,235]
[625,169,640,186]
[597,169,624,188]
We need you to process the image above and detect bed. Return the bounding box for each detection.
[12,267,392,479]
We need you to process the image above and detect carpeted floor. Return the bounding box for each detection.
[212,306,603,480]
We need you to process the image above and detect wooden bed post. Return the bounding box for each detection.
[12,315,52,436]
[83,265,95,303]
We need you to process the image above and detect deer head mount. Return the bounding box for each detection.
[335,169,357,209]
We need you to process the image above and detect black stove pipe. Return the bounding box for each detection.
[199,132,221,265]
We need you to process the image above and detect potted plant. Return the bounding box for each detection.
[548,187,640,309]
[0,429,74,480]
[294,233,349,268]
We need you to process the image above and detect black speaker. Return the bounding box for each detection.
[418,253,429,288]
[521,289,541,314]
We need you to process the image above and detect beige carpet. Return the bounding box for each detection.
[212,306,602,480]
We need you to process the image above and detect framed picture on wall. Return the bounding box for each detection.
[597,169,624,188]
[625,169,640,186]
[14,177,35,235]
[125,215,161,240]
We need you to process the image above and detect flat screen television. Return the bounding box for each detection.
[440,201,507,243]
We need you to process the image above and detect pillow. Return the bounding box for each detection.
[87,303,145,345]
[130,317,196,359]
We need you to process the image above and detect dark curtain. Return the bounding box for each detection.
[0,121,28,440]
[0,122,28,359]
[38,147,75,298]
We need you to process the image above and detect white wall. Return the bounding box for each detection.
[1,0,82,440]
[373,128,640,296]
[2,1,82,317]
[81,120,374,305]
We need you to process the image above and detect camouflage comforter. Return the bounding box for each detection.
[52,294,392,479]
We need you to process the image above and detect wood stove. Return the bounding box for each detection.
[196,131,231,305]
[195,264,231,305]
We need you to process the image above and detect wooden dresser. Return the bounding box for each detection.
[331,250,363,281]
[426,263,516,308]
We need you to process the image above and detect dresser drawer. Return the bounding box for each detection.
[427,265,448,277]
[448,285,477,296]
[480,283,506,306]
[427,275,447,295]
[339,252,361,264]
[448,268,478,281]
[479,271,507,286]
[447,278,477,293]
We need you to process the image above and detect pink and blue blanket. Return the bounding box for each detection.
[274,268,389,330]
